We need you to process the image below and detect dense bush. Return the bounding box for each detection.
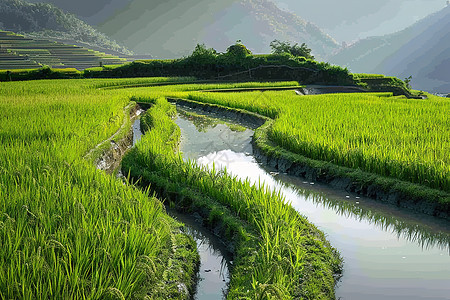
[225,41,252,58]
[84,43,353,85]
[0,67,81,81]
[270,39,315,60]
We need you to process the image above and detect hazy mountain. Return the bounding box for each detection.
[329,6,450,93]
[94,0,338,58]
[25,0,133,25]
[0,0,132,55]
[26,0,447,45]
[273,0,446,43]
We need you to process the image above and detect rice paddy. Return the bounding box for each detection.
[0,31,127,70]
[1,77,448,299]
[185,91,449,192]
[0,78,201,299]
[122,97,342,299]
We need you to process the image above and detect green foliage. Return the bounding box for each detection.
[404,75,413,90]
[0,67,81,81]
[226,41,252,58]
[83,43,352,85]
[184,43,218,65]
[270,39,315,59]
[191,43,217,57]
[353,74,415,97]
[0,0,132,55]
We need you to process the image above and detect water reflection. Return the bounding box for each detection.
[178,108,247,133]
[168,210,231,300]
[277,175,450,251]
[132,115,230,299]
[175,109,450,300]
[175,111,450,251]
[197,150,450,252]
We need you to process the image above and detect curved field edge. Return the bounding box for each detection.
[83,101,137,167]
[186,91,448,191]
[0,78,200,299]
[167,97,450,220]
[122,97,343,299]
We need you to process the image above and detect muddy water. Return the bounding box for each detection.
[175,108,450,300]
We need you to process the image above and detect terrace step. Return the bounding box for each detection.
[0,30,128,70]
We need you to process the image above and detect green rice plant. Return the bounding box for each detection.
[186,91,449,192]
[123,97,342,299]
[0,78,202,299]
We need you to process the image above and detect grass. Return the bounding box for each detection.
[122,97,343,299]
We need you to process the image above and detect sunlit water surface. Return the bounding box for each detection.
[132,116,231,300]
[175,107,450,300]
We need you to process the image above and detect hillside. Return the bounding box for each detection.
[329,6,450,93]
[25,0,133,25]
[97,0,338,59]
[0,31,128,70]
[0,0,132,56]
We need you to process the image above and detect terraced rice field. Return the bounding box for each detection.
[1,77,448,299]
[0,31,127,70]
[2,78,339,299]
[0,78,203,299]
[184,91,449,192]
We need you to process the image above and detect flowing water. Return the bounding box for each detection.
[174,106,450,300]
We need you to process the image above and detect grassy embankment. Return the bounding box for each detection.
[0,67,82,81]
[0,78,202,299]
[122,97,342,299]
[175,90,449,215]
[102,82,448,213]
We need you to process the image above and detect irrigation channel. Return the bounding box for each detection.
[130,104,450,299]
[132,115,231,300]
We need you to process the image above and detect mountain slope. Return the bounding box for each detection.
[25,0,133,25]
[329,6,450,92]
[98,0,338,58]
[272,0,445,43]
[0,30,128,70]
[0,0,132,55]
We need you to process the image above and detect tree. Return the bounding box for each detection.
[191,43,217,57]
[404,75,412,90]
[270,40,314,60]
[188,43,217,64]
[226,41,252,58]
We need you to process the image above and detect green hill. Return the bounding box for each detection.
[0,0,132,56]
